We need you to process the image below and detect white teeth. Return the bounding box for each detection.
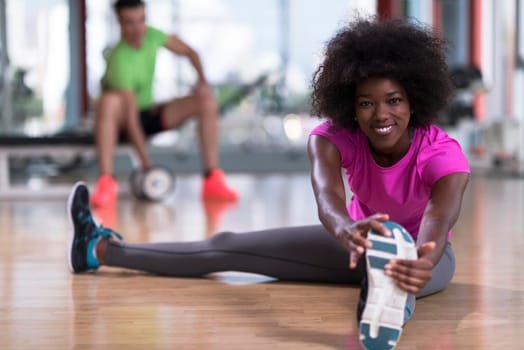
[375,126,393,134]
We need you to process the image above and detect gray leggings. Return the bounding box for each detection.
[106,225,455,302]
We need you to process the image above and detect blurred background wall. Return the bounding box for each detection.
[0,0,522,176]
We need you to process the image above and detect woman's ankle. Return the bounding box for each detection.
[96,238,109,265]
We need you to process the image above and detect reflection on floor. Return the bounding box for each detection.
[0,173,523,349]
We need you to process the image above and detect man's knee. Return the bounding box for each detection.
[99,90,125,104]
[191,88,218,115]
[97,91,128,120]
[199,94,218,115]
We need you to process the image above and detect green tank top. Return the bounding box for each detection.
[102,27,168,109]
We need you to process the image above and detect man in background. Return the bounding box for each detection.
[91,0,238,206]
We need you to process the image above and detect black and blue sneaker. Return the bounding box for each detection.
[359,221,417,350]
[67,181,122,273]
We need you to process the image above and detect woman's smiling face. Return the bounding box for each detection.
[355,77,412,165]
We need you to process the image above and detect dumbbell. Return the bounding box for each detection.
[129,166,175,201]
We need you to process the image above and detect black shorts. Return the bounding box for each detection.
[139,105,167,136]
[118,105,167,142]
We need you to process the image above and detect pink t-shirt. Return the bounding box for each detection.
[310,121,470,239]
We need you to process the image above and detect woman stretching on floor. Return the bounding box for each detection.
[67,17,470,350]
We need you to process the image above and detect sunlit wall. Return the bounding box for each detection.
[4,0,69,133]
[86,0,376,106]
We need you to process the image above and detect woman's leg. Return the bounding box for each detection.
[70,181,357,282]
[104,230,454,290]
[105,225,365,284]
[417,241,455,298]
[404,241,455,317]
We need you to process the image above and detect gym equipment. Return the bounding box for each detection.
[439,65,484,126]
[0,131,107,198]
[0,130,177,198]
[129,166,175,201]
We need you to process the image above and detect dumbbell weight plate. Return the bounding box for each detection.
[129,168,147,200]
[141,167,175,201]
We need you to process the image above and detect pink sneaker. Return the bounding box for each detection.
[204,199,237,237]
[201,169,238,201]
[91,174,118,207]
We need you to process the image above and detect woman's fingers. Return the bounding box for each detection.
[355,214,391,237]
[349,246,362,269]
[385,258,434,292]
[417,241,436,257]
[343,213,392,269]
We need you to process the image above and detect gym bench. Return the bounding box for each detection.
[0,131,137,198]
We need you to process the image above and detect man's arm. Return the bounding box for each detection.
[164,35,207,83]
[120,90,151,170]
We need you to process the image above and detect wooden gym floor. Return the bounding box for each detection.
[0,172,523,349]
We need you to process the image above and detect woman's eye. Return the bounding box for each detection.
[389,97,401,105]
[358,101,372,107]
